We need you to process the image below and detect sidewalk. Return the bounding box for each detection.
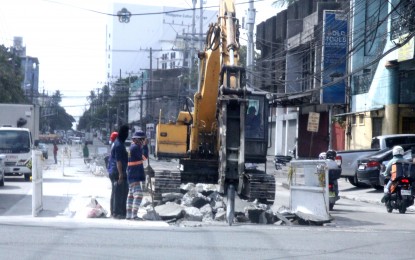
[3,148,409,227]
[0,147,168,228]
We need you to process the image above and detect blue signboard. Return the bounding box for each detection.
[321,11,348,104]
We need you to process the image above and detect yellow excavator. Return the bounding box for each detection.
[155,0,274,225]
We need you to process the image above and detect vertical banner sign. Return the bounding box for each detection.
[321,10,348,104]
[146,123,155,154]
[307,112,320,132]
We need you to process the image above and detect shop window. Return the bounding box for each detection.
[351,115,356,125]
[372,118,382,137]
[358,114,365,125]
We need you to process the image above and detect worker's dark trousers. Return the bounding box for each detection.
[112,179,129,217]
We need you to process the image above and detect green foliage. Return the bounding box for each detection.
[77,82,119,131]
[0,44,26,103]
[239,45,247,67]
[42,90,75,132]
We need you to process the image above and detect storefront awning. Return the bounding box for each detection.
[270,91,314,107]
[333,106,384,117]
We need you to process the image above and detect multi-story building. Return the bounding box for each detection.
[257,0,415,157]
[106,3,216,129]
[256,0,349,158]
[340,0,415,149]
[12,37,39,105]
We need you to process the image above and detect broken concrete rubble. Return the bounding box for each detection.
[214,208,226,221]
[144,183,331,226]
[154,202,185,220]
[199,204,214,222]
[183,207,203,221]
[161,192,183,204]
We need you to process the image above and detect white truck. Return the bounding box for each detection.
[0,104,40,181]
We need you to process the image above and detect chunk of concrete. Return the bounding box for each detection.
[214,208,226,221]
[199,204,213,221]
[142,209,162,221]
[155,202,185,220]
[246,208,265,224]
[180,183,195,192]
[192,197,209,208]
[184,207,203,222]
[235,212,249,223]
[162,192,183,203]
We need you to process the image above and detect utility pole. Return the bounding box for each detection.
[140,72,144,130]
[190,0,196,95]
[199,0,203,51]
[197,0,203,92]
[150,47,153,119]
[246,1,255,88]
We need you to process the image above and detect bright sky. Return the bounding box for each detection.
[0,0,279,120]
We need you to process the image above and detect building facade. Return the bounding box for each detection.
[343,0,415,149]
[256,0,415,157]
[12,37,40,105]
[256,0,349,158]
[106,3,217,129]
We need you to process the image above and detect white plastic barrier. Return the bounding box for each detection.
[32,150,43,217]
[289,160,330,221]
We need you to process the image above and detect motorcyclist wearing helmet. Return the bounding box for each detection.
[325,150,337,161]
[381,145,405,203]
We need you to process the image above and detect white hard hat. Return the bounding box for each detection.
[392,145,404,156]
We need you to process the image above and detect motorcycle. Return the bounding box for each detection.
[383,162,415,214]
[319,150,342,210]
[274,155,293,170]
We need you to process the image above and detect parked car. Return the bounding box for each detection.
[355,144,415,190]
[371,134,415,149]
[38,143,49,159]
[339,134,415,187]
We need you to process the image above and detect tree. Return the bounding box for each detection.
[46,91,75,131]
[77,83,117,132]
[239,45,247,67]
[0,45,26,103]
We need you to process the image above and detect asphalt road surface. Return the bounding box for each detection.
[1,141,415,259]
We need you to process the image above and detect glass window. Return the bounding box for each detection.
[0,130,31,153]
[245,98,264,139]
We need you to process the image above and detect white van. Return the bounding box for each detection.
[0,127,33,181]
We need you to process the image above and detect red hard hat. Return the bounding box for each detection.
[110,132,118,142]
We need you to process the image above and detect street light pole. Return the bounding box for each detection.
[31,63,37,104]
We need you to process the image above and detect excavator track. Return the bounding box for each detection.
[152,167,275,203]
[241,170,275,203]
[153,170,181,201]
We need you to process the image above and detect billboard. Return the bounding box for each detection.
[321,10,348,104]
[398,33,414,62]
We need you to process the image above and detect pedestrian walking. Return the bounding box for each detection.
[110,125,129,219]
[82,142,90,164]
[53,142,58,164]
[126,130,148,220]
[107,131,118,217]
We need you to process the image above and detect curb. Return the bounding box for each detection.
[0,216,170,228]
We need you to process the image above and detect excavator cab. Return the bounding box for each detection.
[245,93,269,164]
